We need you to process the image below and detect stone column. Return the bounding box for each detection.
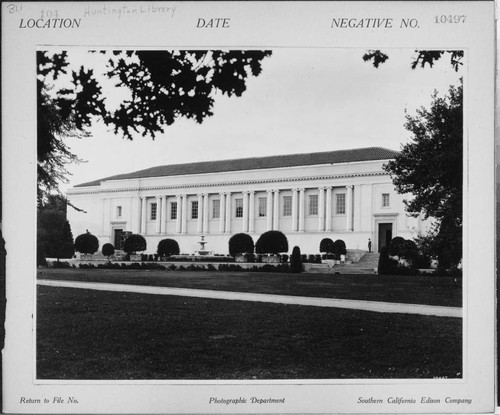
[181,194,188,234]
[346,185,353,231]
[292,188,298,232]
[155,196,162,234]
[298,188,305,232]
[225,192,231,233]
[318,187,325,232]
[161,195,167,234]
[266,190,273,230]
[325,187,332,232]
[175,195,182,234]
[136,197,142,234]
[219,193,226,233]
[243,192,249,232]
[197,194,203,233]
[141,196,147,235]
[203,193,209,234]
[248,191,255,233]
[273,189,280,230]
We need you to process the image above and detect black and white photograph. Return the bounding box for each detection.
[2,1,495,413]
[36,47,464,381]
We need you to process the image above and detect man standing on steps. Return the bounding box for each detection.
[368,238,372,253]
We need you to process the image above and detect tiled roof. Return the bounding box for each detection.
[75,146,398,188]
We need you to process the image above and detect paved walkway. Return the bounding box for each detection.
[38,279,462,318]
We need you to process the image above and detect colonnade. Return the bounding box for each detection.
[137,185,354,235]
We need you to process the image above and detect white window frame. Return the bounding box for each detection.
[191,201,199,219]
[382,193,390,208]
[258,197,267,217]
[170,201,177,220]
[150,202,157,221]
[336,193,346,215]
[283,196,292,217]
[212,199,220,219]
[309,194,318,216]
[235,198,243,218]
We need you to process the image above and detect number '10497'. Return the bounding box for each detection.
[435,15,467,23]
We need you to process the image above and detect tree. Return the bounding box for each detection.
[74,231,99,255]
[37,194,70,259]
[400,239,419,266]
[37,50,272,203]
[123,234,147,254]
[388,236,406,257]
[332,239,347,258]
[255,231,288,255]
[55,221,75,260]
[384,83,463,268]
[290,246,303,273]
[157,239,180,257]
[363,50,463,72]
[102,243,115,261]
[319,238,334,254]
[228,233,254,257]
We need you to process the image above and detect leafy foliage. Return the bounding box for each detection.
[56,221,75,260]
[290,246,303,273]
[333,239,347,257]
[377,246,397,275]
[319,238,334,254]
[157,239,180,257]
[102,243,115,259]
[363,50,463,72]
[37,195,71,260]
[384,83,463,268]
[255,231,289,254]
[37,50,272,202]
[123,234,147,254]
[228,233,254,257]
[74,231,99,255]
[388,236,406,257]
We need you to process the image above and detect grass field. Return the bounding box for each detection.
[37,268,462,307]
[37,284,462,380]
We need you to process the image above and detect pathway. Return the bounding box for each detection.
[38,279,461,318]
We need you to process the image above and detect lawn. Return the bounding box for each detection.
[37,268,462,307]
[37,285,462,380]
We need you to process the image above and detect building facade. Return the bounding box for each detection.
[66,147,429,255]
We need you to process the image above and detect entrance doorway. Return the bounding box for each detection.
[114,229,123,249]
[378,223,393,252]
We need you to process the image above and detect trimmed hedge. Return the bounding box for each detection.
[123,234,147,254]
[255,231,288,254]
[157,238,180,257]
[74,231,99,255]
[228,233,254,257]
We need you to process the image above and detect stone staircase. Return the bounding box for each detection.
[333,252,380,274]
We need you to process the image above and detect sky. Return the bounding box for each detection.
[56,48,462,192]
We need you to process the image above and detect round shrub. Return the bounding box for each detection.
[290,246,302,273]
[74,231,99,255]
[388,236,405,257]
[102,243,115,259]
[157,238,180,257]
[319,238,334,253]
[228,233,254,257]
[400,239,418,264]
[123,234,146,254]
[333,239,347,258]
[255,231,288,254]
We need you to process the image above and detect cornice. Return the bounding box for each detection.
[68,171,389,196]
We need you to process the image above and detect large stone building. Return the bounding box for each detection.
[66,147,429,255]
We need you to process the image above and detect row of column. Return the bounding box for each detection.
[137,185,354,235]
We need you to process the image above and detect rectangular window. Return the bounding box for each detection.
[258,197,267,217]
[382,193,390,207]
[117,206,122,217]
[235,198,243,218]
[336,193,346,215]
[170,202,177,220]
[150,203,157,220]
[283,196,292,216]
[309,194,318,216]
[212,199,220,219]
[191,201,199,219]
